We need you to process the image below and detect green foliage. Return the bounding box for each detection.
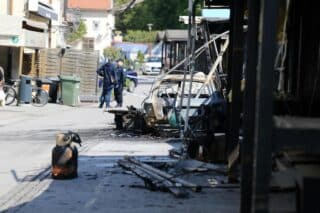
[114,0,131,7]
[124,58,133,67]
[123,30,157,43]
[103,46,122,62]
[136,51,145,64]
[67,20,87,43]
[116,0,190,32]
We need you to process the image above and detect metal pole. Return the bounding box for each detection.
[177,0,193,140]
[184,0,198,134]
[227,0,244,182]
[252,0,278,212]
[240,0,260,212]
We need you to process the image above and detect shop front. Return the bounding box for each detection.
[0,15,48,81]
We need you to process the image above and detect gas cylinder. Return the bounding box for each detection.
[52,132,82,179]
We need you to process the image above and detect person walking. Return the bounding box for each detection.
[0,66,5,106]
[114,59,125,107]
[96,59,117,108]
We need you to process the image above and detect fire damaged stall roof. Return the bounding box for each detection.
[164,30,188,42]
[156,31,165,42]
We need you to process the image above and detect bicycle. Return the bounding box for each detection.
[4,78,49,107]
[3,79,19,106]
[31,85,49,107]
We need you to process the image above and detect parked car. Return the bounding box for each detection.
[142,57,162,75]
[125,67,138,92]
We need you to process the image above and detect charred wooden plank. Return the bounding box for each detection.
[126,157,201,192]
[118,159,188,197]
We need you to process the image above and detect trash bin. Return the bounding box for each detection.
[48,77,60,103]
[19,75,32,103]
[34,78,52,91]
[40,78,52,93]
[60,75,81,106]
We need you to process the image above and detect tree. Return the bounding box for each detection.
[103,46,122,62]
[114,0,131,7]
[136,51,145,64]
[115,0,189,32]
[67,20,87,43]
[123,30,157,43]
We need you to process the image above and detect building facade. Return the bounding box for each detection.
[0,0,62,80]
[66,0,114,55]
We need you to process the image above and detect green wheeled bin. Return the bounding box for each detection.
[60,75,81,106]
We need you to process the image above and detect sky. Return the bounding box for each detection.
[202,8,230,19]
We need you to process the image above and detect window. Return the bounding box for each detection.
[147,57,161,62]
[82,38,94,50]
[92,20,100,31]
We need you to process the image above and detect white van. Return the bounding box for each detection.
[142,57,162,75]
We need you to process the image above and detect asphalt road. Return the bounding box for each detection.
[0,82,152,198]
[0,76,244,213]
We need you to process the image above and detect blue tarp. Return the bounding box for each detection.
[114,43,148,54]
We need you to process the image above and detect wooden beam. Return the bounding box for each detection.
[18,47,24,76]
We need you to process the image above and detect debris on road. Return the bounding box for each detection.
[107,106,153,133]
[118,156,202,198]
[175,159,227,174]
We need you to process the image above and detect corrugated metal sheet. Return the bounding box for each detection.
[164,30,188,42]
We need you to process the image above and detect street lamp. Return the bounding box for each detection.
[147,23,153,31]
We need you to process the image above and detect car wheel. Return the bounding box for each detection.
[127,80,135,93]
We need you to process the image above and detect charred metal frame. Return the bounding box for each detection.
[250,0,279,212]
[226,0,244,182]
[240,0,259,212]
[206,0,320,212]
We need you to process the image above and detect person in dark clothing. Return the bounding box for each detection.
[0,66,4,84]
[0,66,5,106]
[114,59,125,107]
[96,61,117,108]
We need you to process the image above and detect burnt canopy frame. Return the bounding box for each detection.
[251,0,278,211]
[240,0,260,212]
[226,0,244,182]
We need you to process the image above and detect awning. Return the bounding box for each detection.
[23,18,48,31]
[37,3,58,20]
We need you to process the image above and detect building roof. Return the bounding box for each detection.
[156,31,165,42]
[164,30,188,42]
[67,0,112,10]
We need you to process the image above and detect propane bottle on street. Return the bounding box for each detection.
[52,132,82,179]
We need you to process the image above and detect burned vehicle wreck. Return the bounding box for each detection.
[143,72,211,128]
[143,72,225,124]
[108,18,229,161]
